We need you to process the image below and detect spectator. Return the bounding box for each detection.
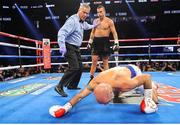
[161,62,176,71]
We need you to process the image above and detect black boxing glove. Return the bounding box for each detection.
[112,39,119,51]
[87,39,93,51]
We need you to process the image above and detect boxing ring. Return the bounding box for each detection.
[0,31,180,123]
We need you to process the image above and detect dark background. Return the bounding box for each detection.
[0,0,180,41]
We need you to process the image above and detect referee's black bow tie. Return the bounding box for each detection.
[79,20,84,23]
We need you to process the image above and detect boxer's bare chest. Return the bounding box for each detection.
[97,21,110,31]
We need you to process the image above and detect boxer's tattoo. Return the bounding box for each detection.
[86,85,94,91]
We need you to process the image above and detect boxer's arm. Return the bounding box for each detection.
[109,20,119,52]
[129,75,158,113]
[130,74,152,89]
[109,20,118,43]
[89,29,95,40]
[83,19,100,30]
[87,29,95,49]
[49,80,97,118]
[69,79,98,106]
[83,22,95,30]
[69,87,92,106]
[131,74,158,101]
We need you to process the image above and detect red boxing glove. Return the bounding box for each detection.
[140,98,158,114]
[49,103,72,118]
[49,105,66,118]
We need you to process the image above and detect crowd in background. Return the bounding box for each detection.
[0,61,179,82]
[0,66,39,82]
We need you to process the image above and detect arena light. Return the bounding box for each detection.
[164,10,180,15]
[0,17,11,22]
[105,1,111,4]
[150,0,159,2]
[125,0,135,3]
[80,2,90,5]
[126,2,148,37]
[138,0,147,2]
[161,0,171,1]
[45,3,55,8]
[30,5,43,9]
[93,1,102,5]
[14,3,42,40]
[46,5,60,31]
[114,0,122,4]
[171,10,180,14]
[2,6,10,9]
[115,12,127,16]
[19,6,28,9]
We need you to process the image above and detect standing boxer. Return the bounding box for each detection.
[87,5,119,81]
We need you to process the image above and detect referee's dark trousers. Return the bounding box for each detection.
[57,43,83,89]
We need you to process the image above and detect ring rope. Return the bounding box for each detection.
[1,42,177,51]
[50,37,179,44]
[0,31,42,44]
[51,44,180,51]
[0,42,43,50]
[51,59,180,66]
[49,53,180,58]
[0,55,43,58]
[0,42,19,48]
[0,32,179,72]
[0,58,179,71]
[0,63,44,70]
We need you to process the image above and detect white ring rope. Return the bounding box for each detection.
[0,63,44,70]
[0,42,19,48]
[20,45,42,50]
[51,44,180,51]
[0,32,179,71]
[1,58,179,71]
[51,59,180,66]
[0,42,42,50]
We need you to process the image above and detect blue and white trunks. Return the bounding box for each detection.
[119,64,142,78]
